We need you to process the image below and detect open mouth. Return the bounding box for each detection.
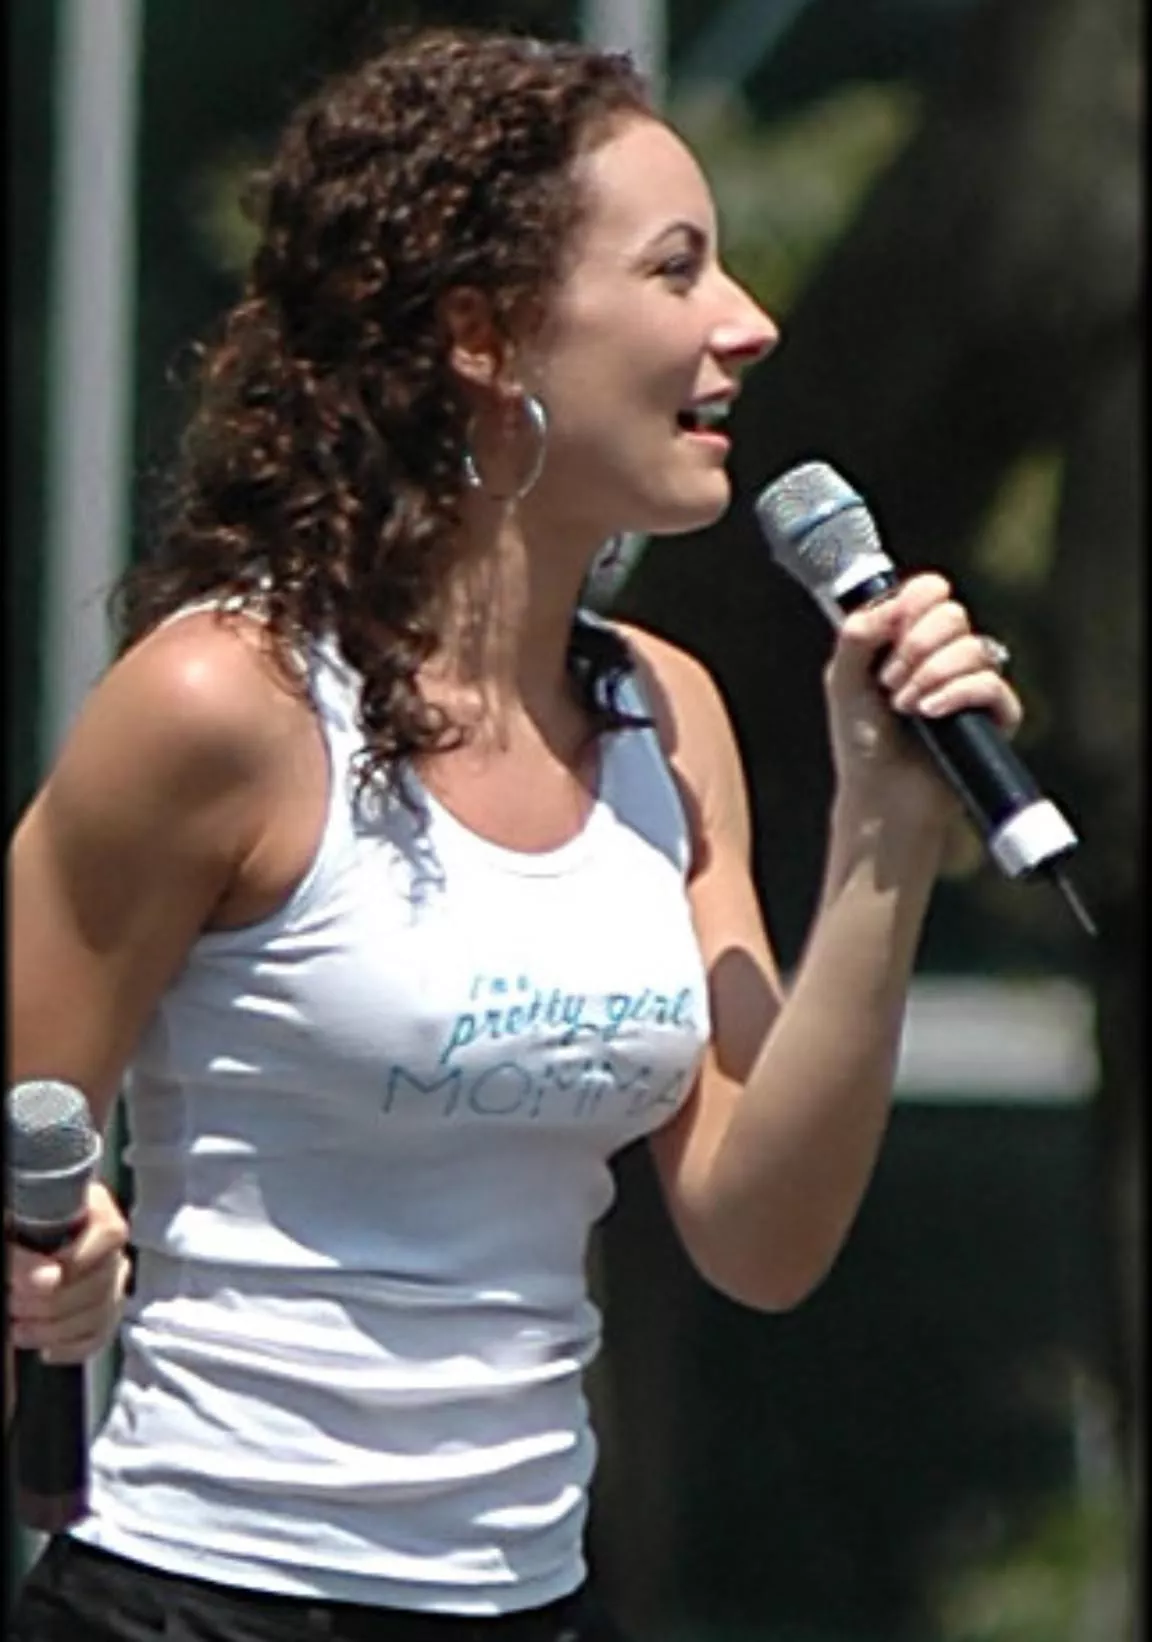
[676,400,732,436]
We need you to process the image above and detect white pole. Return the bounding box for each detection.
[580,0,668,606]
[675,0,815,109]
[21,0,142,1579]
[581,0,667,103]
[42,0,142,765]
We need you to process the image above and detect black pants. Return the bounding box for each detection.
[9,1536,633,1642]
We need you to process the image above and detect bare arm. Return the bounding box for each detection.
[6,615,303,1386]
[8,615,292,1124]
[620,578,1021,1310]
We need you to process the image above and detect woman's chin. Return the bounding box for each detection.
[644,477,733,537]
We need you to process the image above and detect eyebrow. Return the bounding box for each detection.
[640,220,710,256]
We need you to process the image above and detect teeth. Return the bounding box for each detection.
[687,399,730,428]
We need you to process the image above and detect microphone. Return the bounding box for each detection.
[6,1079,103,1531]
[754,460,1095,936]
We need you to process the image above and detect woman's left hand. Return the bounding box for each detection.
[823,571,1023,828]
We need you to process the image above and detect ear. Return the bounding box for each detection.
[439,287,518,393]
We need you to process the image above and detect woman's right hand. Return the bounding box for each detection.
[7,1180,132,1367]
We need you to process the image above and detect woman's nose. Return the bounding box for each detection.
[713,289,780,369]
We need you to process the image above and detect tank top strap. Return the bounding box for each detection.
[575,609,696,882]
[306,631,363,751]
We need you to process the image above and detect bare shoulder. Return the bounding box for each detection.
[608,618,752,859]
[51,611,305,806]
[609,618,742,773]
[609,619,733,754]
[104,609,304,758]
[14,609,314,881]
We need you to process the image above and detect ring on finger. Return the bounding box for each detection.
[979,634,1011,674]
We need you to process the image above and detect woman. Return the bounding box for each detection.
[7,24,1020,1641]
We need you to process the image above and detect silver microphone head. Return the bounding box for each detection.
[6,1080,101,1229]
[755,460,891,607]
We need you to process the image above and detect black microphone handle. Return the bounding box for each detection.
[900,705,1043,839]
[12,1218,90,1532]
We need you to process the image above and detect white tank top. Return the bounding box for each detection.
[73,618,710,1616]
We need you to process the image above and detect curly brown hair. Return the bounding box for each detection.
[114,25,656,792]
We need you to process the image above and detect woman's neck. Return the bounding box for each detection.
[427,507,601,718]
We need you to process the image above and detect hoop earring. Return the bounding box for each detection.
[462,392,549,503]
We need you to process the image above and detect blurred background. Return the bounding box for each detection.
[6,1,1143,1639]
